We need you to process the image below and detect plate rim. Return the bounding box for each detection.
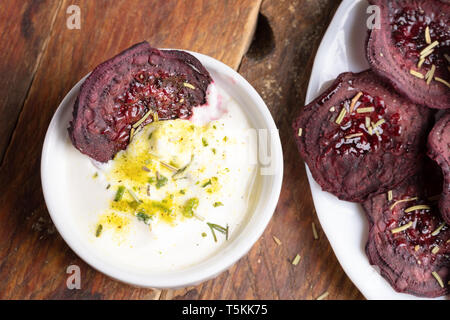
[303,0,447,300]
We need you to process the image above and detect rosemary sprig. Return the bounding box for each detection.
[172,155,194,179]
[207,222,229,242]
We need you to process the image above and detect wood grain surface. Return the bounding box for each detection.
[0,0,364,300]
[0,0,62,164]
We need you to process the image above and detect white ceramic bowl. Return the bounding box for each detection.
[41,51,283,288]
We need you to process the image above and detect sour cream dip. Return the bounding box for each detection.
[64,83,259,272]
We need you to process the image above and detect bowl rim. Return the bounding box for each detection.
[40,50,284,289]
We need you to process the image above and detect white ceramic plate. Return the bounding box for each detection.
[41,51,283,288]
[305,0,448,300]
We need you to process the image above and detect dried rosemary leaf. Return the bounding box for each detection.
[420,40,439,55]
[207,222,229,242]
[356,107,374,113]
[391,221,413,234]
[404,205,431,213]
[417,57,425,68]
[373,119,385,129]
[173,155,194,180]
[345,133,363,139]
[410,69,424,79]
[132,109,153,128]
[349,92,363,113]
[365,116,371,130]
[431,222,446,236]
[420,49,434,59]
[312,222,319,240]
[316,291,329,300]
[183,82,196,89]
[335,108,347,125]
[389,197,418,210]
[425,26,431,45]
[431,271,444,288]
[95,224,103,237]
[435,77,450,88]
[273,236,282,246]
[425,65,435,85]
[127,188,141,203]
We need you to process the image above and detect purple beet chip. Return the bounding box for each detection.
[292,70,431,202]
[68,41,212,162]
[363,174,449,297]
[428,112,450,224]
[366,0,450,109]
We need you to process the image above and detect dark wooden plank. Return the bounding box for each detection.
[0,0,62,164]
[0,0,261,299]
[167,0,365,300]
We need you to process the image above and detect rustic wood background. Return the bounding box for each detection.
[0,0,364,299]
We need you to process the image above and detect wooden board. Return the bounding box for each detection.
[0,0,364,299]
[0,1,62,164]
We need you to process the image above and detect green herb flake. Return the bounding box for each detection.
[202,137,209,147]
[148,177,156,184]
[202,179,212,188]
[213,202,224,207]
[156,175,168,189]
[201,232,207,237]
[95,224,103,237]
[93,172,98,179]
[183,198,199,218]
[179,189,186,195]
[136,210,152,225]
[172,155,194,180]
[114,186,126,202]
[212,148,216,154]
[128,200,140,210]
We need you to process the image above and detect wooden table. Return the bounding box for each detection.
[0,0,364,300]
